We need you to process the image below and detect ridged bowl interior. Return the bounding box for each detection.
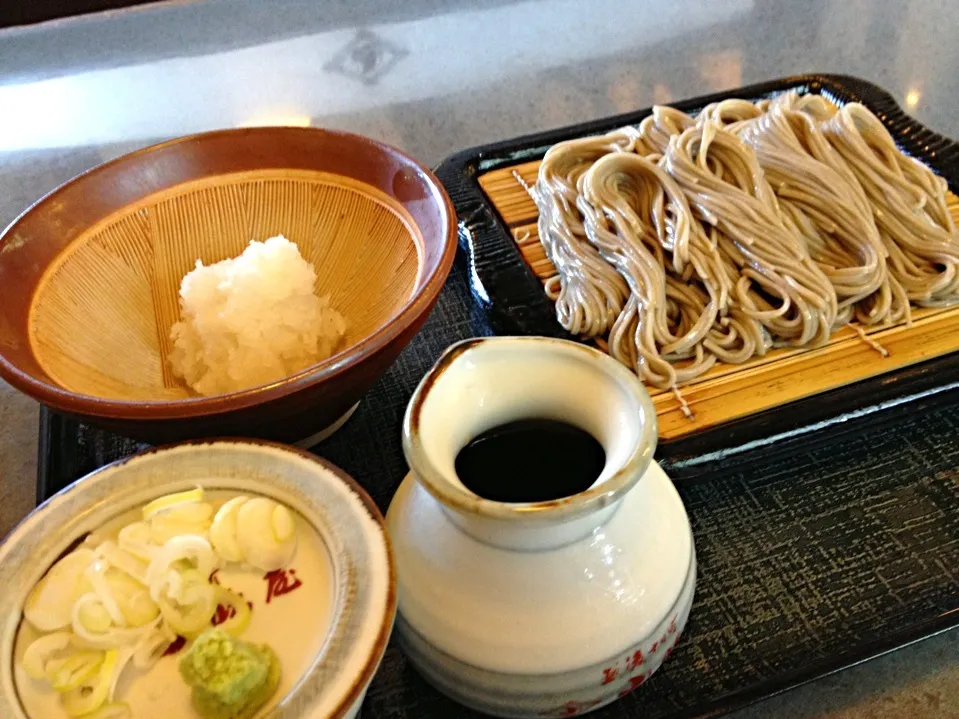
[29,169,421,400]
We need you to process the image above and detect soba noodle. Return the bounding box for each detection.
[736,106,889,321]
[578,152,728,386]
[533,93,959,392]
[664,123,838,347]
[534,130,639,336]
[821,104,959,306]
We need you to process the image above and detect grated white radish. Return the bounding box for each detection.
[168,235,347,396]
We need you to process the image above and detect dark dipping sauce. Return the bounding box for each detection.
[454,419,606,503]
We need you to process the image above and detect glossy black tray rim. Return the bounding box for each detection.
[677,611,959,719]
[434,73,959,472]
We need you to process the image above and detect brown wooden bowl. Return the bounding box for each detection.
[0,127,457,444]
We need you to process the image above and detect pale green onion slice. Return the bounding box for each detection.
[107,646,135,703]
[116,523,155,562]
[132,624,175,670]
[77,596,112,634]
[22,631,73,680]
[148,502,213,546]
[150,569,183,605]
[105,571,158,627]
[149,517,211,545]
[84,560,126,627]
[156,569,216,637]
[213,586,252,636]
[95,542,148,586]
[24,550,95,632]
[49,650,104,693]
[209,496,249,562]
[142,488,203,520]
[161,502,213,525]
[236,498,297,571]
[272,505,295,542]
[61,648,117,716]
[72,596,158,649]
[146,536,216,591]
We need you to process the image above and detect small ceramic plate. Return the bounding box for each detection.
[0,439,395,719]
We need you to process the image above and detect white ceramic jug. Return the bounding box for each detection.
[387,337,696,718]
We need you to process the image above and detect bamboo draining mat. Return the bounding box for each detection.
[478,160,959,441]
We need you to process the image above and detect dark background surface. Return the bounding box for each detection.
[0,0,160,28]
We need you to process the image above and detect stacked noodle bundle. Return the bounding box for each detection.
[533,93,959,391]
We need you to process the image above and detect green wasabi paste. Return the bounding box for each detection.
[178,629,281,719]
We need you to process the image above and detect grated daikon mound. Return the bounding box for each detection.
[169,235,347,396]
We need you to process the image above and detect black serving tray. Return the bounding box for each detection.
[37,260,959,719]
[433,73,959,470]
[34,75,959,719]
[36,389,959,719]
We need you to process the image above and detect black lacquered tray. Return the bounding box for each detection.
[38,253,959,719]
[434,73,959,470]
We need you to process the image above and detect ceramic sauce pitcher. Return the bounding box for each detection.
[387,337,696,718]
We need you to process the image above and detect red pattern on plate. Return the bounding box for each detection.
[264,567,303,603]
[618,673,647,698]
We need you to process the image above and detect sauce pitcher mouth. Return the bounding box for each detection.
[402,336,658,525]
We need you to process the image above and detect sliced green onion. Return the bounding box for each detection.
[116,523,155,562]
[132,625,175,670]
[213,586,252,636]
[61,648,117,716]
[209,496,249,562]
[49,650,104,693]
[162,502,213,525]
[72,595,159,649]
[117,587,159,628]
[142,488,203,520]
[24,550,95,632]
[107,646,135,703]
[146,536,216,591]
[99,569,158,627]
[236,498,297,571]
[84,560,126,627]
[22,631,73,680]
[148,517,210,545]
[77,597,112,634]
[272,505,295,542]
[95,542,148,586]
[156,570,216,637]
